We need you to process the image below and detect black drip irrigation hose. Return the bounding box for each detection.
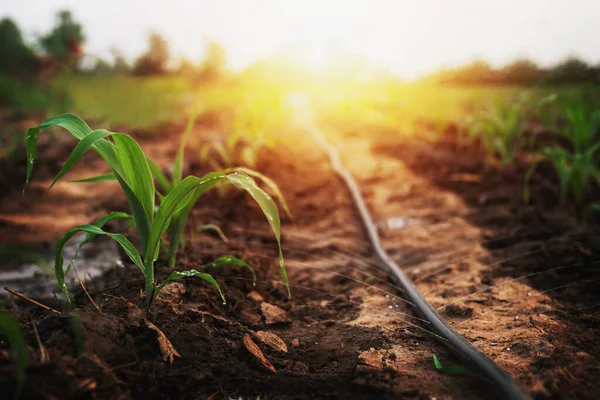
[308,125,530,400]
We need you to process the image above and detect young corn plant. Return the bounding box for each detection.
[25,114,289,306]
[147,116,292,269]
[199,94,289,169]
[466,94,556,165]
[524,103,600,219]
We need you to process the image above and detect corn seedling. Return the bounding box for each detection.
[524,103,600,219]
[198,223,229,242]
[432,353,467,375]
[25,114,289,307]
[147,116,291,269]
[199,94,289,169]
[0,313,27,399]
[466,94,556,164]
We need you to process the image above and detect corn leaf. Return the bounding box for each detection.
[223,167,292,220]
[25,113,93,187]
[0,313,27,399]
[80,212,134,248]
[198,223,229,242]
[147,157,171,193]
[112,135,155,224]
[204,255,256,284]
[226,172,289,297]
[48,129,116,191]
[66,211,134,273]
[55,224,144,303]
[432,353,467,374]
[70,173,116,183]
[173,113,196,186]
[145,173,226,263]
[155,269,225,303]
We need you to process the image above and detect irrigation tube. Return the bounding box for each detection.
[303,117,530,400]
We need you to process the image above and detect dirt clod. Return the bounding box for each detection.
[247,291,265,302]
[260,302,291,325]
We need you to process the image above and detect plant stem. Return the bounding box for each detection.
[144,260,155,299]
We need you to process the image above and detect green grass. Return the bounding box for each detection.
[25,113,289,309]
[0,74,70,112]
[57,74,190,128]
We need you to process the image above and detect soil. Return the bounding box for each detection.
[0,111,599,399]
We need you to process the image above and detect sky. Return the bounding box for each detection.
[2,0,600,79]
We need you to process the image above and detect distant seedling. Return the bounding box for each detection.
[25,114,289,308]
[525,102,600,219]
[432,353,467,375]
[464,94,556,165]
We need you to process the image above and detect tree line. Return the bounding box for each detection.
[427,58,600,85]
[0,10,227,81]
[2,9,598,85]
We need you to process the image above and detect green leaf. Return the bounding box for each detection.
[48,129,117,192]
[173,113,197,186]
[25,113,93,188]
[145,173,227,264]
[223,167,293,220]
[64,212,135,273]
[432,353,467,375]
[101,172,149,259]
[226,172,289,297]
[147,157,171,193]
[55,224,144,303]
[198,223,229,242]
[155,269,225,303]
[80,212,134,248]
[166,212,187,268]
[0,313,27,399]
[70,172,116,183]
[204,255,256,284]
[112,134,156,225]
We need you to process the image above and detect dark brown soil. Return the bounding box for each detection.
[1,112,599,399]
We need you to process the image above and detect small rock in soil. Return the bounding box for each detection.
[254,331,288,353]
[240,308,262,327]
[260,302,291,325]
[243,333,276,373]
[444,303,474,317]
[291,338,300,347]
[247,290,264,302]
[155,282,186,303]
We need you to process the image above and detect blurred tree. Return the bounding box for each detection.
[0,18,38,76]
[197,41,227,81]
[93,58,113,75]
[500,59,541,83]
[39,10,85,67]
[548,57,594,82]
[132,33,170,76]
[177,58,196,76]
[111,48,130,74]
[458,59,493,82]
